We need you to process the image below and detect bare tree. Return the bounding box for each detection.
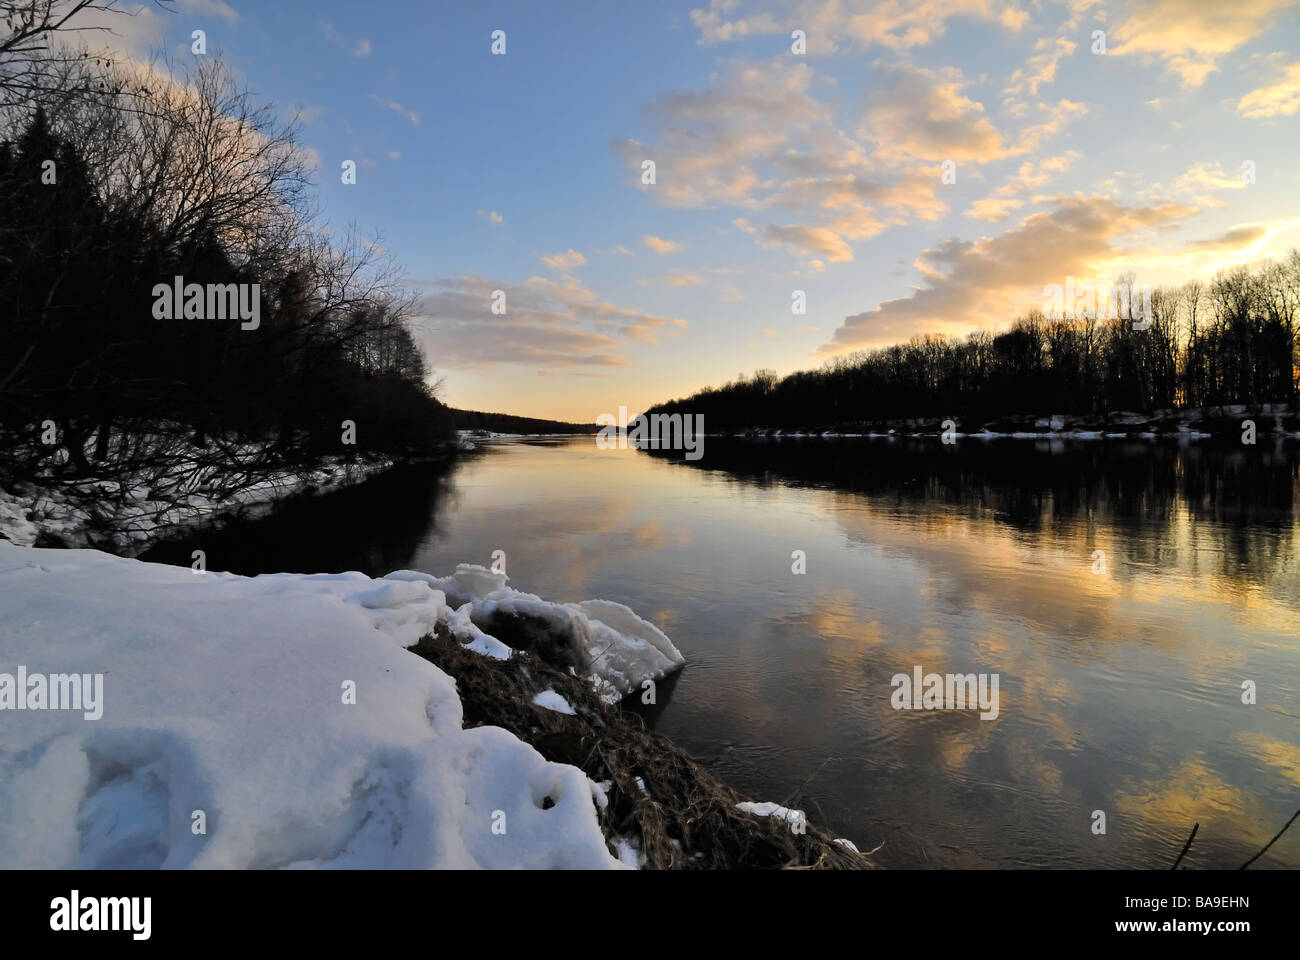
[1,1,172,101]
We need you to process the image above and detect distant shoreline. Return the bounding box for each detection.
[679,402,1300,442]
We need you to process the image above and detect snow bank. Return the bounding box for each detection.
[0,543,685,869]
[389,564,686,702]
[0,453,392,554]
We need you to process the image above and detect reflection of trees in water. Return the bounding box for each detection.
[139,460,463,576]
[645,440,1299,593]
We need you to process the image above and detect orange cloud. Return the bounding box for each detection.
[820,194,1197,353]
[642,235,681,254]
[1110,0,1294,87]
[1238,61,1300,118]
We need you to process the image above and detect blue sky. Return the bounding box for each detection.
[95,0,1300,420]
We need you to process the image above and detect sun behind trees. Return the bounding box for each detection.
[0,46,451,523]
[645,257,1300,433]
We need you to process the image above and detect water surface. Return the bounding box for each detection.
[143,436,1300,868]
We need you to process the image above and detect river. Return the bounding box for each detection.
[141,435,1300,868]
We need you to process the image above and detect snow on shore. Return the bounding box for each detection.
[0,454,393,554]
[396,565,685,701]
[0,544,683,869]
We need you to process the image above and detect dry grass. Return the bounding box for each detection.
[412,621,872,870]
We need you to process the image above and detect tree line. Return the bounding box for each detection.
[450,409,597,435]
[645,257,1300,431]
[0,6,450,494]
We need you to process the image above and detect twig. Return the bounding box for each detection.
[1240,805,1300,870]
[781,755,839,808]
[1171,821,1198,870]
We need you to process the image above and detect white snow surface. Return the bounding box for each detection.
[389,564,686,702]
[0,453,392,554]
[531,690,576,715]
[735,800,805,825]
[0,544,686,869]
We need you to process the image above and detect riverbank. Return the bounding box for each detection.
[413,598,867,869]
[0,542,870,869]
[714,402,1300,441]
[0,440,458,555]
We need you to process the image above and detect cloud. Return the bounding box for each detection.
[62,1,169,61]
[1003,36,1077,108]
[1237,61,1300,118]
[178,0,239,23]
[614,59,1077,267]
[861,63,1085,165]
[641,271,704,287]
[596,243,634,256]
[477,209,505,226]
[966,153,1078,221]
[1110,0,1293,87]
[1173,161,1247,193]
[320,19,373,60]
[541,249,588,270]
[763,166,944,221]
[369,94,419,126]
[689,0,1028,52]
[412,275,686,368]
[614,60,851,210]
[761,223,855,261]
[643,235,681,253]
[1180,219,1300,259]
[527,275,687,343]
[819,195,1197,353]
[613,60,998,263]
[863,64,1008,164]
[1185,223,1271,252]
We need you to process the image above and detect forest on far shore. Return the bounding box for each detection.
[451,409,597,435]
[645,254,1300,432]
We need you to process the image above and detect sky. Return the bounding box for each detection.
[84,0,1300,421]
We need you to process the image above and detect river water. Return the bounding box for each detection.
[142,436,1300,868]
